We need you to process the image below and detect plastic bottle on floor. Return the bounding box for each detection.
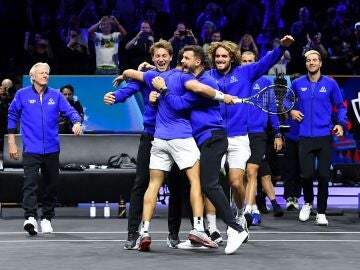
[90,201,96,218]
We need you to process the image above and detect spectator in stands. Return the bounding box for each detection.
[302,32,328,59]
[58,28,91,75]
[7,62,82,236]
[196,2,227,32]
[288,6,318,74]
[199,21,217,46]
[0,79,13,152]
[351,22,360,74]
[239,34,259,56]
[169,22,197,68]
[326,36,352,74]
[23,32,54,73]
[125,20,154,70]
[59,84,84,134]
[267,37,291,75]
[261,0,285,34]
[290,50,347,226]
[203,30,222,54]
[88,15,127,75]
[256,21,280,59]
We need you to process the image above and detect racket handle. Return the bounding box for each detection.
[233,98,244,104]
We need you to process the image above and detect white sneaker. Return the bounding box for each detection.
[40,219,54,233]
[299,203,312,222]
[177,239,210,250]
[315,214,328,226]
[225,227,248,255]
[23,217,38,236]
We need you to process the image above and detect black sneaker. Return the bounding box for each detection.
[210,230,223,244]
[243,212,253,228]
[167,233,180,248]
[256,194,269,214]
[124,231,140,250]
[273,203,284,217]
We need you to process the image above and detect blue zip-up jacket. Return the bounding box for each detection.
[208,45,285,137]
[163,70,224,145]
[143,69,194,140]
[284,116,299,141]
[291,75,347,137]
[247,76,280,134]
[8,86,82,154]
[113,80,156,136]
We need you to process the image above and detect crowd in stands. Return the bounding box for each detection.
[0,0,359,87]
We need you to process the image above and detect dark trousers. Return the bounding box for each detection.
[127,133,182,233]
[200,131,242,232]
[22,152,59,220]
[283,137,302,199]
[299,136,332,214]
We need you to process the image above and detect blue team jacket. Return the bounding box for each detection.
[8,86,82,154]
[113,80,156,136]
[291,75,347,137]
[208,45,284,136]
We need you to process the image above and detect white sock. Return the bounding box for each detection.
[244,204,252,214]
[251,204,259,212]
[193,217,204,231]
[206,214,217,234]
[140,221,150,234]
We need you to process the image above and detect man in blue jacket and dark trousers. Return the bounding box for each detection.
[7,62,82,236]
[290,50,347,225]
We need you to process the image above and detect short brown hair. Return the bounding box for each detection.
[207,40,241,67]
[150,39,173,57]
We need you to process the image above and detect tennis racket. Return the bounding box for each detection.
[233,84,295,114]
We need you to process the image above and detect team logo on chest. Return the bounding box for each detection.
[48,98,55,105]
[28,99,36,104]
[230,76,238,83]
[319,86,327,93]
[301,87,307,92]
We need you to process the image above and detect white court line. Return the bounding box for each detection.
[1,231,360,235]
[0,239,360,243]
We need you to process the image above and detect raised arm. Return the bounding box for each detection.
[184,79,236,104]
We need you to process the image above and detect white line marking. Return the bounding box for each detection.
[0,239,360,244]
[1,231,360,235]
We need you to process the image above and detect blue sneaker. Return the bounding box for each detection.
[252,211,261,226]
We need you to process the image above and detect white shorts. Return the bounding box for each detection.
[224,135,251,170]
[149,138,200,171]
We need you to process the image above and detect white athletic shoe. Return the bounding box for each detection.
[315,214,328,226]
[40,219,54,233]
[299,203,312,222]
[23,217,38,236]
[225,227,249,255]
[176,240,210,250]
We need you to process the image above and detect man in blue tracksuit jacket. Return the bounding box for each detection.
[282,111,301,211]
[290,50,347,226]
[104,40,185,250]
[240,51,284,225]
[154,45,248,255]
[7,62,82,236]
[206,35,294,225]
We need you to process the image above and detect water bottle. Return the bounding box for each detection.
[104,201,110,218]
[118,196,126,219]
[90,201,96,218]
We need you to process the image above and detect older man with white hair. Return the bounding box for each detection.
[7,62,82,236]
